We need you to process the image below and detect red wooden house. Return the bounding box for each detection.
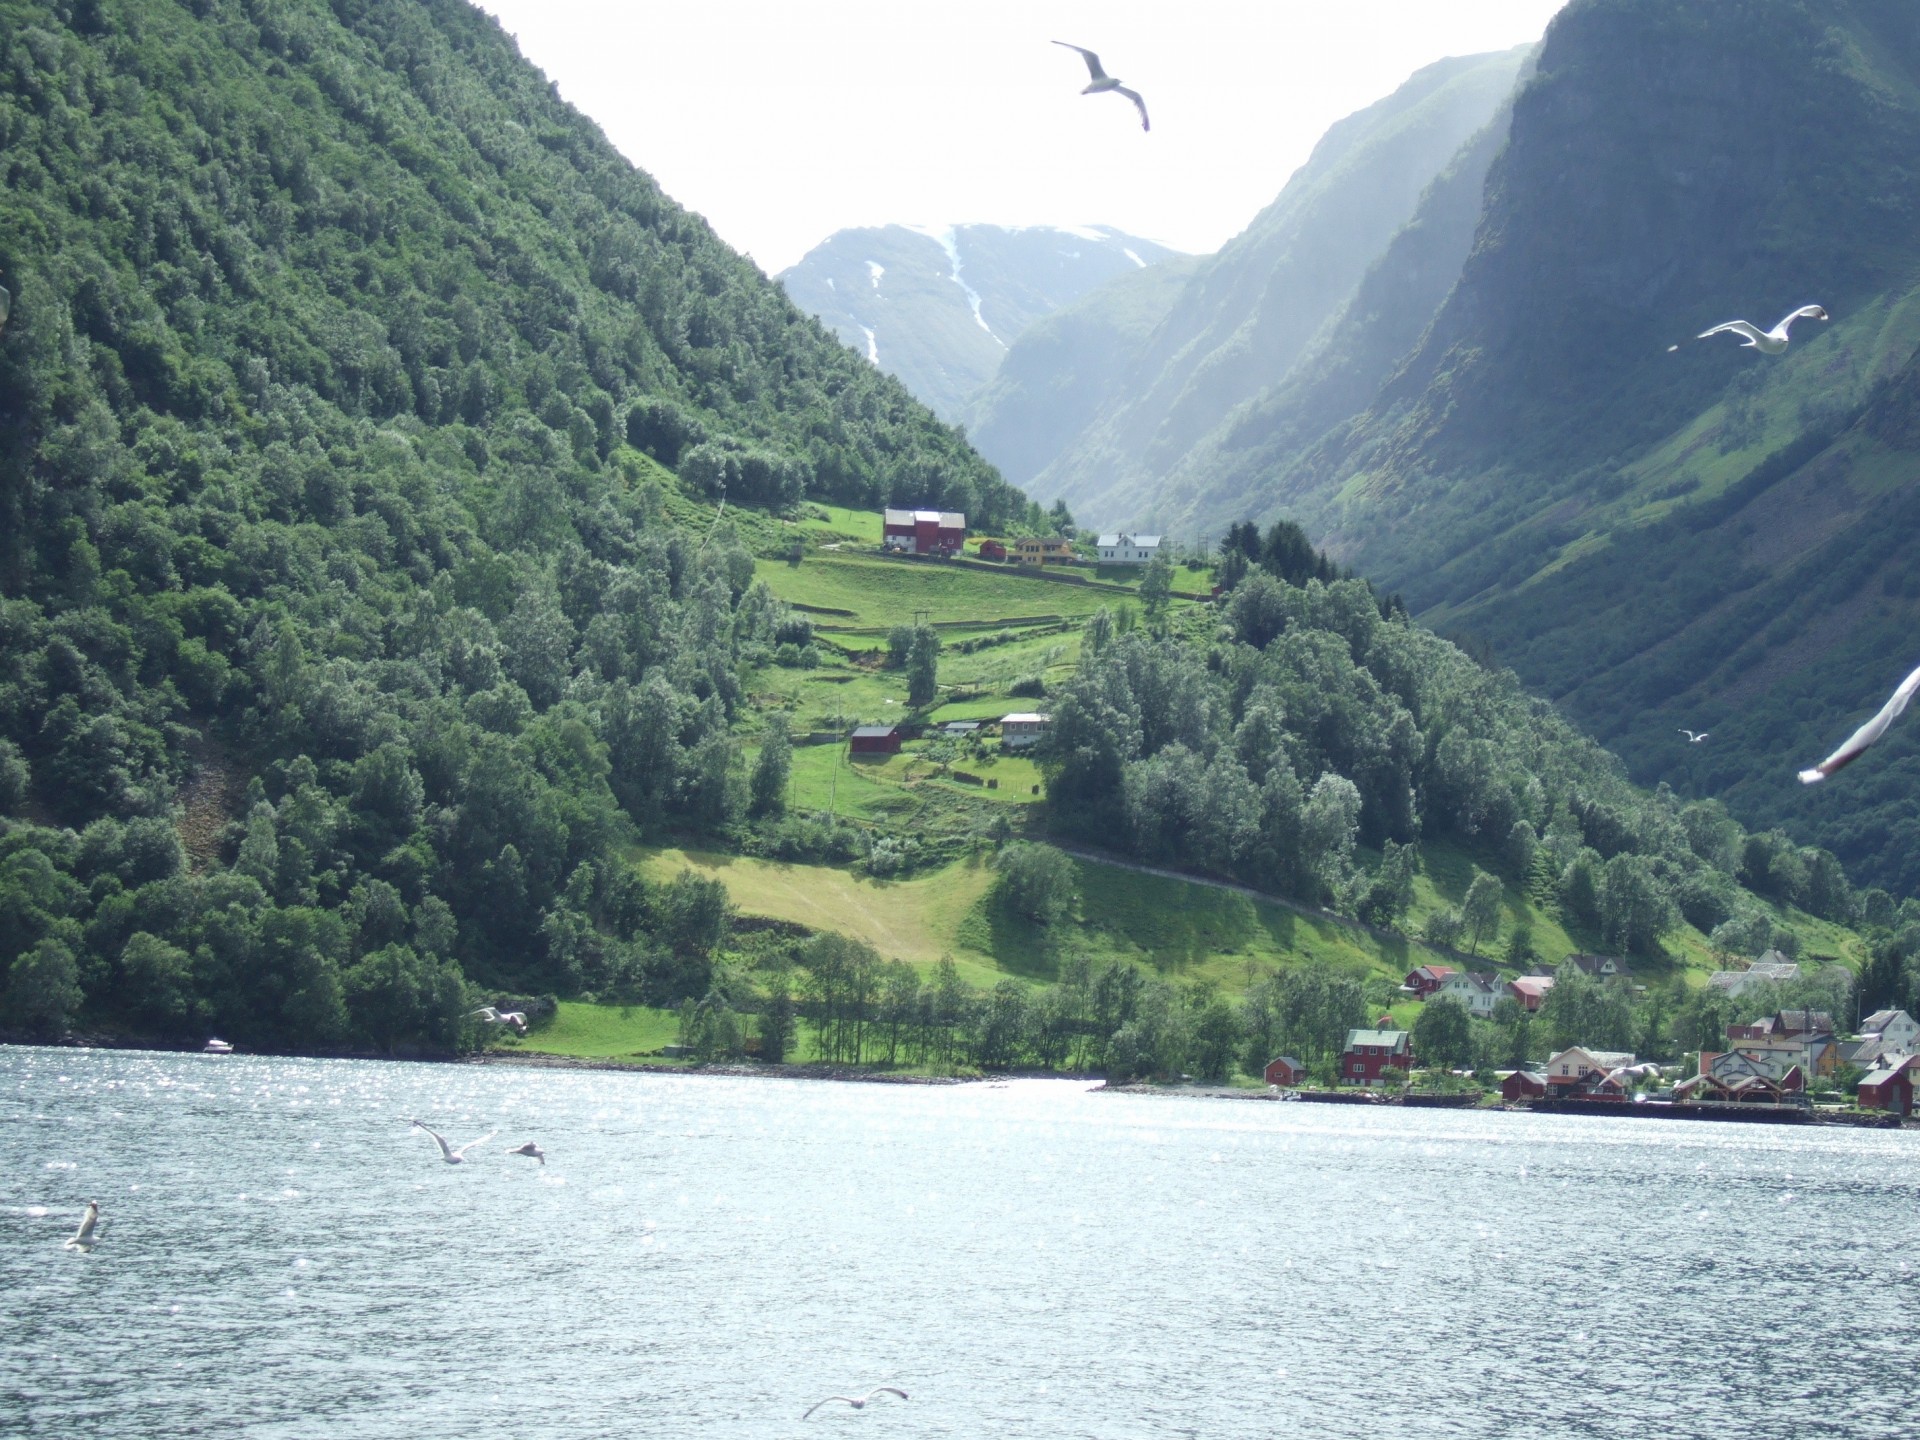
[1858,1054,1920,1115]
[1501,1070,1547,1102]
[976,540,1007,561]
[1340,1028,1415,1086]
[1402,965,1455,998]
[1264,1056,1305,1087]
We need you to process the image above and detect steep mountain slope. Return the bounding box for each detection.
[777,224,1180,423]
[0,0,1024,1050]
[1011,46,1530,518]
[1221,0,1920,893]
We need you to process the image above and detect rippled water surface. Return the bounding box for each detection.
[3,1048,1919,1438]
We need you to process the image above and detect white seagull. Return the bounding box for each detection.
[410,1119,496,1164]
[1799,660,1920,784]
[1678,729,1709,743]
[803,1388,908,1420]
[1670,304,1828,354]
[1052,42,1149,132]
[469,1006,528,1035]
[505,1141,546,1166]
[65,1200,100,1250]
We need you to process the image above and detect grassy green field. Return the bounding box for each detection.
[756,551,1178,631]
[513,1001,683,1061]
[638,846,1472,996]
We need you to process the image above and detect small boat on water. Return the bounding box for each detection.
[202,1038,234,1054]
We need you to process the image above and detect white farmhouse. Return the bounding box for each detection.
[1000,713,1050,749]
[1096,533,1162,565]
[1435,971,1503,1019]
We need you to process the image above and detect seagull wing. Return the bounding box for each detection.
[452,1131,497,1159]
[412,1120,456,1161]
[1052,40,1106,81]
[866,1387,909,1402]
[1114,86,1150,131]
[1774,304,1829,340]
[802,1398,857,1420]
[1697,320,1766,346]
[1678,729,1696,740]
[70,1203,98,1245]
[1799,660,1920,783]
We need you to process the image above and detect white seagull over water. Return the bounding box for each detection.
[1670,304,1828,354]
[470,1006,528,1034]
[65,1200,100,1250]
[1799,660,1920,784]
[802,1388,908,1420]
[1678,729,1709,743]
[410,1119,496,1164]
[1052,42,1149,131]
[505,1141,545,1165]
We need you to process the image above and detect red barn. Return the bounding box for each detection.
[848,725,901,755]
[1501,1070,1547,1102]
[1264,1056,1305,1087]
[976,540,1007,561]
[883,509,966,556]
[1340,1028,1415,1086]
[1858,1055,1920,1114]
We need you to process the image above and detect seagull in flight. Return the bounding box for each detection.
[505,1141,546,1166]
[1678,729,1709,743]
[1669,304,1828,354]
[1799,660,1920,783]
[65,1200,100,1251]
[802,1387,909,1420]
[410,1119,496,1164]
[1053,42,1149,131]
[470,1006,528,1035]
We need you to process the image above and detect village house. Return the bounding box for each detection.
[1264,1056,1306,1087]
[1690,1047,1808,1097]
[1401,965,1455,998]
[1706,951,1802,997]
[1095,533,1162,565]
[1000,713,1050,749]
[1543,1046,1637,1097]
[1857,1008,1920,1054]
[1436,971,1504,1019]
[1717,1023,1839,1081]
[882,509,966,556]
[1508,975,1555,1013]
[1562,953,1626,980]
[848,724,901,756]
[1501,1069,1548,1103]
[1340,1028,1415,1086]
[1857,1054,1920,1115]
[1012,536,1076,565]
[975,540,1008,561]
[1726,1009,1835,1042]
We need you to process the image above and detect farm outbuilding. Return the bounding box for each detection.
[1501,1070,1548,1102]
[883,509,966,556]
[848,725,901,755]
[1264,1056,1305,1087]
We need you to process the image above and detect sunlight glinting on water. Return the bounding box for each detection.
[2,1049,1917,1438]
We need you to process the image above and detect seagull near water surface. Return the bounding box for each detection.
[802,1387,909,1420]
[65,1199,100,1251]
[505,1140,546,1165]
[1052,41,1149,132]
[410,1119,496,1164]
[1669,304,1828,354]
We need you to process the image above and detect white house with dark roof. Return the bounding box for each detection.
[1435,971,1503,1019]
[1096,533,1162,565]
[1859,1008,1920,1053]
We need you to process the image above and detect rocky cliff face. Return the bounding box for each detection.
[777,224,1179,423]
[1002,46,1530,522]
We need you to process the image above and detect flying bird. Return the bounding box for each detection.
[470,1006,528,1035]
[1678,729,1709,743]
[1052,42,1149,131]
[410,1119,496,1164]
[1799,660,1920,784]
[1669,304,1828,354]
[505,1141,545,1165]
[65,1200,100,1251]
[802,1388,909,1420]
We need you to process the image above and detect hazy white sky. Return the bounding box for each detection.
[476,0,1568,274]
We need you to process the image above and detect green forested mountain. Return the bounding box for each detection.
[778,224,1182,424]
[976,46,1529,512]
[0,0,1021,1050]
[1170,0,1920,894]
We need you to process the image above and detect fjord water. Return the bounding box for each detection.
[3,1050,1915,1439]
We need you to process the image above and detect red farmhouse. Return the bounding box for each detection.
[1402,965,1455,998]
[848,725,901,756]
[1341,1028,1415,1086]
[883,508,966,556]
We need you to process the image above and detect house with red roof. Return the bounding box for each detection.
[1401,965,1455,998]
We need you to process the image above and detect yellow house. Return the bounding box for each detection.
[1013,537,1075,565]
